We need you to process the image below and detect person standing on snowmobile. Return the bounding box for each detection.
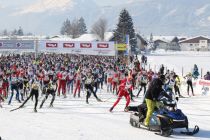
[144,75,171,127]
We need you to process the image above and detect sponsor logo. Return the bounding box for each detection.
[80,43,92,48]
[16,42,22,48]
[199,80,210,86]
[63,43,75,48]
[97,43,109,48]
[46,43,58,48]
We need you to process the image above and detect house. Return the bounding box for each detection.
[167,37,181,51]
[179,36,210,51]
[136,34,148,51]
[152,36,174,50]
[154,39,168,50]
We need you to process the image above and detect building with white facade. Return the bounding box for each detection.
[179,36,210,51]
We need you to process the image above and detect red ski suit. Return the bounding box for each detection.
[57,72,68,96]
[112,78,131,108]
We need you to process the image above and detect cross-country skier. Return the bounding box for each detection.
[184,72,194,96]
[40,80,57,108]
[84,71,102,104]
[8,71,21,105]
[12,77,40,112]
[109,73,131,112]
[136,71,148,97]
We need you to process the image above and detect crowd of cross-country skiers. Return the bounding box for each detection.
[0,53,209,114]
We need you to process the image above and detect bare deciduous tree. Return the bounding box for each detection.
[91,18,107,41]
[70,19,80,39]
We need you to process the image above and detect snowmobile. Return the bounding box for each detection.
[129,91,199,137]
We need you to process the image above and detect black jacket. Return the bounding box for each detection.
[145,78,164,101]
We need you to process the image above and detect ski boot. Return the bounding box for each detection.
[34,108,37,113]
[124,107,129,112]
[49,104,53,108]
[97,98,102,102]
[109,107,114,112]
[64,94,67,98]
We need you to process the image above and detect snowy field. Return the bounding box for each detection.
[0,89,210,140]
[1,53,210,140]
[143,53,210,76]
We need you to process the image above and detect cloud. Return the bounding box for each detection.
[208,16,210,21]
[195,5,209,16]
[126,0,150,4]
[13,0,74,15]
[0,4,5,9]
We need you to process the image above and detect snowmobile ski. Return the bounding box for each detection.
[181,125,199,136]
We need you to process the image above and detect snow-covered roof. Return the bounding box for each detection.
[73,34,97,41]
[49,32,114,42]
[179,36,210,43]
[149,35,189,43]
[152,36,175,43]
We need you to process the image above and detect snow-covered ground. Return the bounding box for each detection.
[1,53,210,140]
[0,89,210,140]
[142,53,210,76]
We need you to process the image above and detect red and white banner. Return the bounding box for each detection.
[97,43,109,48]
[39,41,115,56]
[63,43,75,48]
[46,43,58,48]
[80,43,92,48]
[198,79,210,87]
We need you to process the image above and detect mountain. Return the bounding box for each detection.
[1,0,210,36]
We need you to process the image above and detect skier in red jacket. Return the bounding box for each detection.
[109,73,132,112]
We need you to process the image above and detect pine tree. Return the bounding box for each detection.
[60,19,71,35]
[78,17,87,35]
[17,26,24,36]
[150,33,153,43]
[2,29,8,36]
[11,29,18,36]
[114,9,137,54]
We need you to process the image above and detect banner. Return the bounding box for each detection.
[115,44,127,51]
[198,79,210,87]
[0,40,34,50]
[38,41,115,56]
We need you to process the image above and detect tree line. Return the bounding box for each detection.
[61,9,137,53]
[1,9,138,53]
[0,26,33,36]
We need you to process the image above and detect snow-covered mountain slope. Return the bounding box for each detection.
[1,0,210,35]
